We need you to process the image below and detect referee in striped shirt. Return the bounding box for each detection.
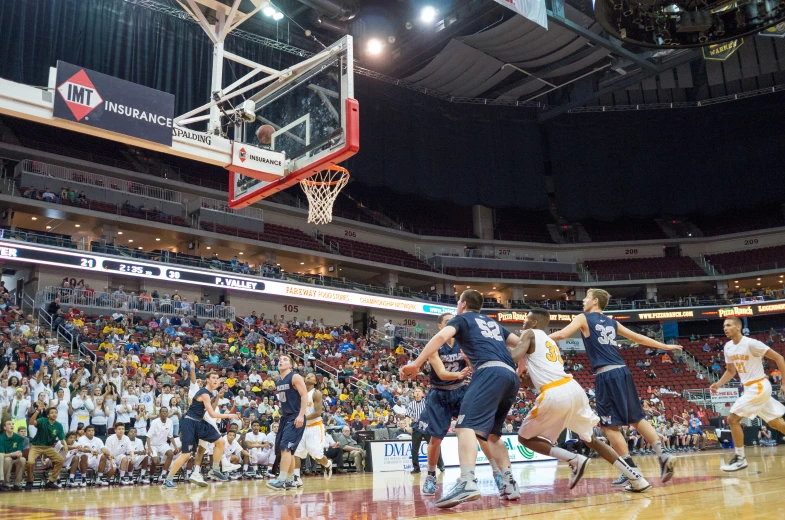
[406,387,444,473]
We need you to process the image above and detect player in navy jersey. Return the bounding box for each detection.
[162,371,239,489]
[266,355,308,491]
[549,288,682,490]
[402,290,523,509]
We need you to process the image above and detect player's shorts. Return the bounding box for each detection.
[197,416,220,450]
[455,363,519,440]
[248,447,270,465]
[595,366,646,427]
[131,455,147,470]
[85,455,101,471]
[417,384,467,439]
[295,422,326,459]
[180,416,221,454]
[279,415,306,453]
[731,378,785,422]
[519,378,598,443]
[150,443,172,458]
[63,452,76,468]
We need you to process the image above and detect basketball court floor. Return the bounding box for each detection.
[2,447,782,519]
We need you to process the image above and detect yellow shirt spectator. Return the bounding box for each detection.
[102,325,114,334]
[98,341,113,352]
[151,338,162,348]
[72,317,84,327]
[226,377,237,387]
[351,410,365,421]
[162,363,177,373]
[262,379,276,391]
[339,393,349,402]
[105,352,118,362]
[395,345,405,355]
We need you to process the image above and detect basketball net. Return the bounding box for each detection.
[299,165,350,225]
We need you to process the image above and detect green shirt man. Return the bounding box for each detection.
[32,416,65,447]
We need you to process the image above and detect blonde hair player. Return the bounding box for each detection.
[549,288,682,490]
[515,308,650,492]
[710,317,785,471]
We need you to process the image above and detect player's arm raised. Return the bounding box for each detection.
[710,360,736,393]
[292,374,308,428]
[549,314,588,342]
[616,323,682,351]
[400,326,457,379]
[429,353,469,380]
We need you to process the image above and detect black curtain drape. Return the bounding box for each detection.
[0,0,298,119]
[546,93,785,221]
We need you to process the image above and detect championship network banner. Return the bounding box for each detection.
[494,0,548,29]
[367,435,554,472]
[54,61,175,145]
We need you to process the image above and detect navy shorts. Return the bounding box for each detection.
[595,366,646,427]
[418,385,467,439]
[455,366,519,440]
[180,416,220,454]
[279,415,306,452]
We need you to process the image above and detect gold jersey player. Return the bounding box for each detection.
[711,317,785,471]
[515,308,651,492]
[549,288,682,489]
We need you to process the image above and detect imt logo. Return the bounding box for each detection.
[238,147,248,163]
[56,69,103,121]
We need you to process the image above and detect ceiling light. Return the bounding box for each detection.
[493,287,497,290]
[273,11,284,21]
[466,286,470,289]
[137,247,143,250]
[118,232,123,235]
[263,6,275,16]
[276,263,280,266]
[542,295,546,297]
[239,252,243,255]
[74,224,80,228]
[128,239,133,243]
[206,246,211,250]
[421,6,437,23]
[31,217,37,221]
[155,238,161,241]
[300,262,305,265]
[757,283,761,286]
[757,278,761,281]
[780,275,784,278]
[46,226,52,229]
[367,39,383,55]
[524,294,528,297]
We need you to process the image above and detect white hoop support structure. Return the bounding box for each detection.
[299,165,350,225]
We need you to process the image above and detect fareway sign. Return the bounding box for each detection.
[494,0,548,29]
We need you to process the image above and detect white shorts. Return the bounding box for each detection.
[519,379,599,443]
[63,453,76,468]
[130,455,147,470]
[85,455,101,471]
[150,444,172,459]
[294,422,326,459]
[731,379,785,422]
[248,448,273,465]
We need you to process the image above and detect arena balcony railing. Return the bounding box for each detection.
[21,160,182,203]
[38,286,236,321]
[1,135,181,179]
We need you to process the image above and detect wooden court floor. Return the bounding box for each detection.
[1,447,783,520]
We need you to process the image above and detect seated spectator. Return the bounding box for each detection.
[702,343,711,352]
[121,200,136,212]
[661,353,672,363]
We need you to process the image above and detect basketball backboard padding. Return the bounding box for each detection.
[229,141,285,181]
[228,97,359,208]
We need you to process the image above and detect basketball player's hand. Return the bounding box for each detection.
[709,383,720,394]
[458,367,470,379]
[295,414,304,428]
[659,344,682,351]
[399,363,418,379]
[519,371,534,389]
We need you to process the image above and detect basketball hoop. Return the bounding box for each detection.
[299,165,350,225]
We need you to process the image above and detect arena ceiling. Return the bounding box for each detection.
[149,0,785,120]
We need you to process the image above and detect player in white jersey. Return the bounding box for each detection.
[75,425,111,486]
[243,420,272,478]
[104,424,132,485]
[711,317,785,472]
[127,427,150,483]
[515,309,651,492]
[146,408,174,483]
[220,430,248,479]
[293,373,333,485]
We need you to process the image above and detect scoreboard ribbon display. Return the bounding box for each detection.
[0,241,449,316]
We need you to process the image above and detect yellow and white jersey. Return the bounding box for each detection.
[526,329,570,391]
[305,388,321,426]
[723,336,769,386]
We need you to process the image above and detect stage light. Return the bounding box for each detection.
[421,6,437,23]
[367,39,383,55]
[273,12,284,21]
[263,6,276,16]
